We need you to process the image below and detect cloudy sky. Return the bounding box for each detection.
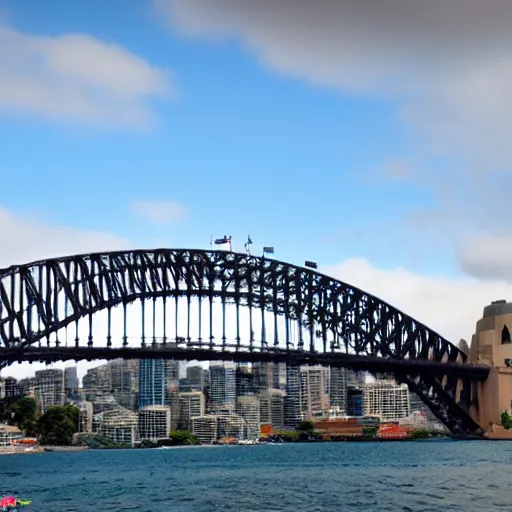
[2,0,512,379]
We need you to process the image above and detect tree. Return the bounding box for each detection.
[501,410,512,429]
[0,397,38,437]
[168,430,199,446]
[38,405,79,445]
[296,420,314,433]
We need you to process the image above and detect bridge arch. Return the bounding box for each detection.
[0,249,487,435]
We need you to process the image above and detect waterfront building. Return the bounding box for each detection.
[259,389,285,427]
[138,359,166,408]
[96,406,138,445]
[34,369,65,414]
[347,386,364,416]
[179,391,205,431]
[363,380,410,420]
[329,367,348,412]
[299,365,329,419]
[78,401,94,433]
[138,405,172,441]
[284,364,301,426]
[164,360,180,430]
[209,362,236,412]
[192,415,218,444]
[236,396,260,440]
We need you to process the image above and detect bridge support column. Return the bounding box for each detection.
[469,300,512,438]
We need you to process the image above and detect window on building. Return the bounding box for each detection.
[502,325,511,344]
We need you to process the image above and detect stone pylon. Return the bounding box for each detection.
[469,300,512,436]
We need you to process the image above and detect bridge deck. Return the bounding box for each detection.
[0,346,490,380]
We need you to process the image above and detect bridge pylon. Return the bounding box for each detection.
[469,300,512,438]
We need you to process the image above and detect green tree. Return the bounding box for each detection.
[501,410,512,429]
[168,430,199,446]
[38,405,79,445]
[296,420,314,433]
[0,397,38,436]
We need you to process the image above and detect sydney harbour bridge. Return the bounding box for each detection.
[0,249,491,436]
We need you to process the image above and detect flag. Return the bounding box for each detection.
[305,261,318,269]
[244,235,253,253]
[263,246,274,254]
[215,236,229,245]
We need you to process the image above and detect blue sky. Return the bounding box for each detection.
[3,0,512,376]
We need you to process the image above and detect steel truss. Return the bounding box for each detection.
[0,249,488,435]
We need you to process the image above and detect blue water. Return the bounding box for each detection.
[0,441,511,511]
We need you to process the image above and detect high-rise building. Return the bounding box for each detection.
[17,378,34,398]
[235,364,254,397]
[109,360,138,411]
[34,369,65,414]
[252,362,274,393]
[138,405,172,441]
[186,365,205,390]
[64,367,79,398]
[138,359,166,408]
[4,377,20,397]
[329,367,348,412]
[236,396,260,440]
[299,366,329,419]
[178,391,205,431]
[209,362,236,412]
[164,360,180,430]
[347,386,364,416]
[259,389,285,428]
[363,380,410,420]
[272,363,287,390]
[284,364,301,426]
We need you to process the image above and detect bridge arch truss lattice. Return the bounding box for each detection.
[0,249,488,435]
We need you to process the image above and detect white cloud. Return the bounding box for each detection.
[457,235,512,283]
[132,200,188,223]
[0,206,133,380]
[155,0,512,165]
[0,206,131,269]
[323,258,512,346]
[0,25,171,127]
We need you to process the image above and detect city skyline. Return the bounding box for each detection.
[3,1,512,382]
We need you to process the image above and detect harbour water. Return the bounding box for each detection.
[1,440,511,511]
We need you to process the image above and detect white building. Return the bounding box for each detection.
[363,380,410,420]
[34,369,65,414]
[179,391,205,431]
[209,362,236,412]
[259,389,285,427]
[236,396,260,440]
[299,366,329,419]
[138,405,172,441]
